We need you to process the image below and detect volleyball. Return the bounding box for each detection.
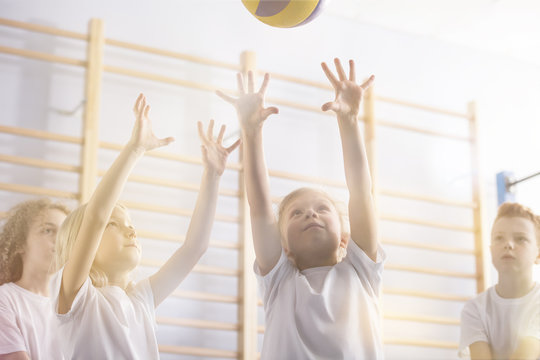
[241,0,328,28]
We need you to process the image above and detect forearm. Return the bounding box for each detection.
[86,142,144,219]
[149,170,220,305]
[337,116,373,197]
[182,169,220,254]
[241,130,274,217]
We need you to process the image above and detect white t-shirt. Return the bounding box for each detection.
[0,282,63,359]
[255,240,386,360]
[459,283,540,359]
[51,269,158,360]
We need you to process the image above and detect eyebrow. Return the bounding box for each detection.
[41,222,58,227]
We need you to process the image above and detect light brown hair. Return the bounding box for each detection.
[494,202,540,243]
[0,198,70,285]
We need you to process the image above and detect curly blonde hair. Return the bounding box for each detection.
[0,198,70,285]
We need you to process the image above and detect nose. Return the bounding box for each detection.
[305,209,317,218]
[127,226,136,239]
[504,239,514,250]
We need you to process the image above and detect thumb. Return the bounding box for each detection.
[321,101,339,113]
[261,106,279,120]
[158,136,175,147]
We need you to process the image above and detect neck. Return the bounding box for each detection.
[496,271,535,298]
[295,254,338,271]
[15,266,52,296]
[105,270,130,290]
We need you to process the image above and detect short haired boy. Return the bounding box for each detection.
[459,202,540,360]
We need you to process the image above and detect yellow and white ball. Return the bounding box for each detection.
[242,0,328,28]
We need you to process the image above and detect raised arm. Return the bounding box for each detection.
[58,94,174,314]
[321,59,378,261]
[216,72,281,275]
[149,120,240,306]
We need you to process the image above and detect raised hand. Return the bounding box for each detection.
[129,93,175,153]
[321,58,374,120]
[197,119,241,176]
[216,71,278,135]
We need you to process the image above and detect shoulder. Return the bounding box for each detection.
[0,283,21,305]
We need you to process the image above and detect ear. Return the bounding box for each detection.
[283,247,297,267]
[340,232,349,249]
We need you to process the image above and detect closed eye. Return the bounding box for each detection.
[107,221,118,227]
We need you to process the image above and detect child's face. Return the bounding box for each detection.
[281,191,343,267]
[95,206,141,273]
[490,216,540,274]
[23,208,66,274]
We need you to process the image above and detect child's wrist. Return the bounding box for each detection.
[126,140,146,157]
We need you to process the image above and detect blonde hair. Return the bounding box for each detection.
[494,202,540,243]
[56,203,131,288]
[277,187,348,245]
[0,198,70,285]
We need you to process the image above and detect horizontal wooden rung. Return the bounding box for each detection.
[0,182,78,199]
[100,172,240,198]
[158,344,237,358]
[381,238,475,255]
[136,229,239,250]
[170,290,238,304]
[99,140,242,171]
[384,337,458,349]
[140,258,239,277]
[375,94,469,119]
[0,17,86,40]
[0,45,86,67]
[385,263,476,279]
[121,200,239,223]
[379,189,475,208]
[384,312,460,326]
[156,316,238,331]
[378,120,472,141]
[0,154,80,173]
[383,288,471,302]
[105,38,240,71]
[0,125,82,144]
[381,214,474,232]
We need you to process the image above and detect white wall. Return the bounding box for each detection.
[1,1,539,359]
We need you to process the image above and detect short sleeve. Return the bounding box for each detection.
[459,300,488,358]
[345,240,386,296]
[0,302,27,355]
[50,267,92,320]
[130,278,157,330]
[254,250,294,307]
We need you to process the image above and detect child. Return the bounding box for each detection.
[459,202,540,359]
[52,94,240,359]
[0,198,69,359]
[217,59,385,359]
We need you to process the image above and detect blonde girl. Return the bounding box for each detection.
[53,94,239,359]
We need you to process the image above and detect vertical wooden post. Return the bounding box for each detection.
[237,51,258,360]
[468,101,489,293]
[363,85,379,213]
[79,18,104,203]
